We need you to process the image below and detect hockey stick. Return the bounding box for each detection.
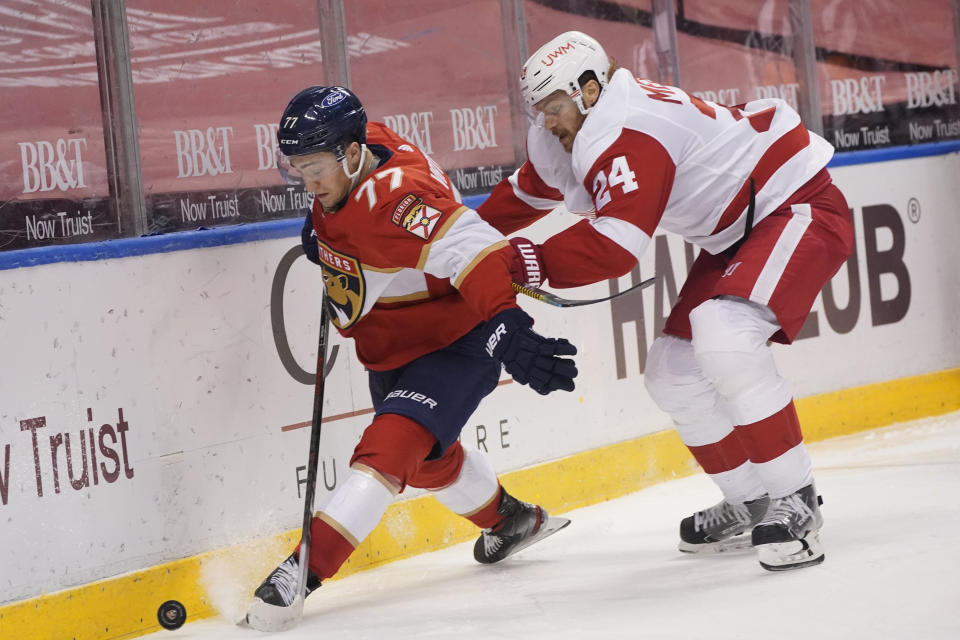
[511,276,655,308]
[245,295,330,631]
[296,295,331,608]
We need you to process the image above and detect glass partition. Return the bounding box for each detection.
[812,0,960,150]
[345,0,519,196]
[2,0,959,254]
[124,1,324,235]
[678,0,799,110]
[525,0,657,91]
[0,3,114,251]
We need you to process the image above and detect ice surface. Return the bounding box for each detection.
[147,411,960,640]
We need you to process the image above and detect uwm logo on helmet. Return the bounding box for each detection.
[18,138,87,194]
[173,127,234,178]
[540,42,575,66]
[450,105,498,152]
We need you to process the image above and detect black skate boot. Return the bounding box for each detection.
[474,490,570,564]
[751,483,824,571]
[679,495,770,553]
[245,551,321,631]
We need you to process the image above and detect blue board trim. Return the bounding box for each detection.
[825,140,960,167]
[3,141,958,271]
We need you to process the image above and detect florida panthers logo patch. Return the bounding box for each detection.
[391,193,443,240]
[315,241,366,329]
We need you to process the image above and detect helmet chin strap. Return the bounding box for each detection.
[342,143,369,191]
[326,144,375,213]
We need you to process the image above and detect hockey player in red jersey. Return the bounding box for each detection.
[247,86,576,629]
[480,31,854,571]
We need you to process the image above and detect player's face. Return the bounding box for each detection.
[290,152,350,209]
[535,91,586,152]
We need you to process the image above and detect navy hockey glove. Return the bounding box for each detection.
[484,307,578,395]
[508,237,547,287]
[301,213,321,265]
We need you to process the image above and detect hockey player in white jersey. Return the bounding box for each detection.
[479,31,855,571]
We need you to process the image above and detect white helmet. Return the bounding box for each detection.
[520,31,610,115]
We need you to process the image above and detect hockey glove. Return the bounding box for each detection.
[301,213,321,265]
[484,307,578,395]
[509,237,547,287]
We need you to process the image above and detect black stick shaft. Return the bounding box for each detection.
[512,275,655,308]
[297,296,330,599]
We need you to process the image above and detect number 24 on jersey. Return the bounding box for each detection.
[591,155,638,210]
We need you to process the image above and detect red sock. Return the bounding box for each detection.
[735,400,804,463]
[297,516,357,581]
[465,486,504,529]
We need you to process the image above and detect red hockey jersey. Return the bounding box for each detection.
[310,123,517,371]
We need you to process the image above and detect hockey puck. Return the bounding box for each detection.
[157,600,187,631]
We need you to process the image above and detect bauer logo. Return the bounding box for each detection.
[173,127,234,178]
[383,111,434,154]
[385,389,438,409]
[18,138,88,194]
[450,105,498,152]
[831,76,887,115]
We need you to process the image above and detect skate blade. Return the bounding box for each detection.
[679,533,754,554]
[757,531,825,571]
[501,516,571,561]
[243,594,304,631]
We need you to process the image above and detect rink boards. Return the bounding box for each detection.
[0,150,959,639]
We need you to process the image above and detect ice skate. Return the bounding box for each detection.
[244,551,321,631]
[678,495,770,553]
[751,483,824,571]
[474,491,570,564]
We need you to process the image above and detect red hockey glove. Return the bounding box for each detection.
[484,307,578,395]
[508,237,548,288]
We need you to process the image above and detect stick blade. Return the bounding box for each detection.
[243,594,304,632]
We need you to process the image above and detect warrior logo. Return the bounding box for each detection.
[316,241,366,329]
[392,194,443,240]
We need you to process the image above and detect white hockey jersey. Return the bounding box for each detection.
[480,68,834,288]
